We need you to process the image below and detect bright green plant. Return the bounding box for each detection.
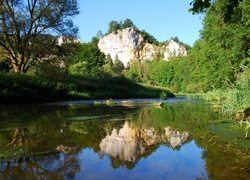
[221,67,250,115]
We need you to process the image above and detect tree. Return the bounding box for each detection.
[96,30,104,39]
[105,54,113,67]
[122,18,135,29]
[69,42,105,77]
[113,55,124,75]
[0,0,79,73]
[189,0,243,21]
[139,30,159,45]
[108,20,120,34]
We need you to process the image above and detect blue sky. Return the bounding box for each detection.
[73,0,204,46]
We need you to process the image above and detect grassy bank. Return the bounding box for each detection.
[177,65,250,118]
[0,73,174,103]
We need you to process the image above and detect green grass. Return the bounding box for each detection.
[0,73,175,103]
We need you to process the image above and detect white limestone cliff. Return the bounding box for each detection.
[57,36,83,46]
[98,28,187,67]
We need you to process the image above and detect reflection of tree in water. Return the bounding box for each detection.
[7,128,36,147]
[0,147,81,179]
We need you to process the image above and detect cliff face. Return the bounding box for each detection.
[98,28,187,67]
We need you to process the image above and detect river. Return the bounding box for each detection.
[0,98,249,179]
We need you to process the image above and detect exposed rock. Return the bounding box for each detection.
[98,28,143,67]
[57,36,83,46]
[98,28,187,67]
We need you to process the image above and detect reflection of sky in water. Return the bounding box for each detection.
[75,140,207,180]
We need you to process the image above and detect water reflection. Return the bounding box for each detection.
[0,152,81,179]
[100,121,189,163]
[0,99,250,179]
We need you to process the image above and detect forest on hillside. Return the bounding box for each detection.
[0,0,249,114]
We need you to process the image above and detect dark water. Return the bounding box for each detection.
[0,98,250,179]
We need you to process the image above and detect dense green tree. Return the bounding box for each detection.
[189,0,243,21]
[105,54,114,67]
[150,61,174,87]
[0,0,79,73]
[139,30,159,45]
[154,0,250,92]
[69,42,105,77]
[127,61,151,83]
[101,54,115,76]
[113,55,125,75]
[198,0,250,85]
[108,21,120,34]
[122,18,135,29]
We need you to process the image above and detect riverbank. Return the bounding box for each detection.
[0,73,174,103]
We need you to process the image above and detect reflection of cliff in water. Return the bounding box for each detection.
[100,121,189,163]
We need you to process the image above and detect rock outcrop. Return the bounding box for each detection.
[98,28,187,67]
[57,36,83,46]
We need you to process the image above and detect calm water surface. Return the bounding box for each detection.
[0,98,250,179]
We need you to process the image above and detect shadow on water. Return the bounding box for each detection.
[0,98,250,179]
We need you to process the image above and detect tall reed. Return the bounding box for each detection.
[221,66,250,116]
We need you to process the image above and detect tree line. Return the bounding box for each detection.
[0,0,249,95]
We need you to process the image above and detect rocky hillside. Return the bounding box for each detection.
[98,28,187,67]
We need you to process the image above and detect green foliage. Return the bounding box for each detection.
[0,58,11,72]
[160,91,167,100]
[107,19,136,34]
[150,0,249,93]
[150,61,174,87]
[69,42,105,77]
[127,61,151,83]
[220,67,250,115]
[0,72,174,103]
[69,61,89,76]
[189,0,243,22]
[122,18,135,29]
[138,30,159,45]
[113,55,125,74]
[108,20,121,34]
